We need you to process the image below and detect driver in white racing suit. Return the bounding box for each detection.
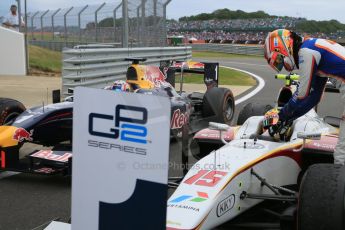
[263,29,345,165]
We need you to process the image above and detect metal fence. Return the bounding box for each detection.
[25,0,171,50]
[192,44,264,56]
[62,46,192,95]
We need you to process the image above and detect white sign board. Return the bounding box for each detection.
[45,221,71,230]
[0,26,26,75]
[72,87,171,230]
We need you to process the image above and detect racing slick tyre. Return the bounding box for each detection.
[297,164,345,230]
[0,98,26,125]
[202,87,235,125]
[237,103,273,125]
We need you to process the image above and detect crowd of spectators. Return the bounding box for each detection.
[167,17,302,43]
[167,17,345,44]
[300,32,345,41]
[168,17,303,32]
[168,31,266,43]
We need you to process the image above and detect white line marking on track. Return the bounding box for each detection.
[222,61,267,67]
[221,66,265,105]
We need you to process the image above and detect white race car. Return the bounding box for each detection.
[167,74,345,230]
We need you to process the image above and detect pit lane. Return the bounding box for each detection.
[0,57,342,230]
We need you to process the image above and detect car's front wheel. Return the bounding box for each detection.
[298,164,345,230]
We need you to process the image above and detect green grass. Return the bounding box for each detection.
[192,51,261,59]
[26,46,256,86]
[29,45,62,73]
[176,67,256,86]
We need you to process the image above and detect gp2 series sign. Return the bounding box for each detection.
[89,105,148,144]
[72,87,171,230]
[88,104,149,156]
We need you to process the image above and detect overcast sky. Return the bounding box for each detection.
[1,0,345,23]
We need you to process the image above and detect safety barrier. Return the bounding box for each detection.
[62,46,192,95]
[29,40,123,51]
[192,44,264,56]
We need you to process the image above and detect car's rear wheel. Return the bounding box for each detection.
[202,87,235,125]
[0,98,26,125]
[237,102,273,125]
[298,164,345,230]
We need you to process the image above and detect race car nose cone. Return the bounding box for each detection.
[0,126,22,147]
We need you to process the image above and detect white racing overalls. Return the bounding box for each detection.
[278,38,345,165]
[334,83,345,165]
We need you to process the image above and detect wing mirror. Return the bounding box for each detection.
[209,122,230,131]
[294,132,321,152]
[209,122,230,144]
[297,132,321,140]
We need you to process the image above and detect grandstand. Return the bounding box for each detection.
[167,10,345,45]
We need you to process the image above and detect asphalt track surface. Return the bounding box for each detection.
[0,57,342,230]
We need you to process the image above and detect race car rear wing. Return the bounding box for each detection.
[160,61,219,88]
[204,62,219,88]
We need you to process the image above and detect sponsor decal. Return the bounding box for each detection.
[34,167,56,174]
[13,128,33,142]
[89,104,148,144]
[172,62,187,69]
[199,132,232,140]
[167,204,200,212]
[170,192,209,203]
[145,66,167,87]
[216,194,235,217]
[173,61,204,69]
[273,38,279,47]
[30,150,72,163]
[171,109,190,130]
[312,142,335,151]
[191,62,204,69]
[231,142,265,149]
[184,170,227,187]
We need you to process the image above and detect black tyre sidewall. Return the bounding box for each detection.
[202,87,235,125]
[237,103,273,125]
[0,98,26,125]
[221,90,235,124]
[298,164,345,230]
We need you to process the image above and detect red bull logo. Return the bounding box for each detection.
[145,66,166,87]
[171,109,190,130]
[13,128,33,142]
